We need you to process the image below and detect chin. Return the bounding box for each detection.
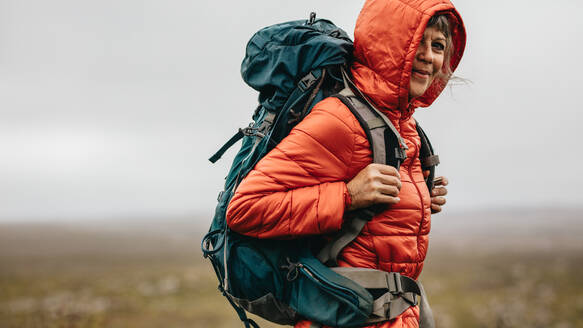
[410,89,425,99]
[410,83,429,99]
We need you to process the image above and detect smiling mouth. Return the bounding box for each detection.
[412,69,431,79]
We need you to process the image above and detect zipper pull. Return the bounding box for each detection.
[280,257,302,282]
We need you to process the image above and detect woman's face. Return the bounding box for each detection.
[409,26,447,100]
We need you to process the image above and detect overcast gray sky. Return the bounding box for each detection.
[0,0,581,222]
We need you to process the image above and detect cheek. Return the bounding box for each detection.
[433,55,445,74]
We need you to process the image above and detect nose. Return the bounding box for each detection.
[416,42,434,63]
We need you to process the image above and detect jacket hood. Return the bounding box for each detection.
[351,0,466,118]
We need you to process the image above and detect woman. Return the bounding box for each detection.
[227,0,466,327]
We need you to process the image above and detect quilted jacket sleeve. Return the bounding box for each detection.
[226,97,365,239]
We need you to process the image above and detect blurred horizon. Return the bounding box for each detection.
[2,207,581,242]
[0,205,581,224]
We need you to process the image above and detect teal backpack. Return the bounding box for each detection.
[202,13,439,328]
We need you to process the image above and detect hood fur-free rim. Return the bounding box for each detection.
[351,0,466,117]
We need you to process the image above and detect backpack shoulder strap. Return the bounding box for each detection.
[316,72,406,266]
[316,70,440,267]
[338,68,409,164]
[415,120,440,191]
[333,91,391,165]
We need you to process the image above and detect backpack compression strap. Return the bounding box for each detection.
[208,68,327,164]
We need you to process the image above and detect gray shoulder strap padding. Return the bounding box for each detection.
[340,68,408,151]
[366,117,387,130]
[338,89,388,165]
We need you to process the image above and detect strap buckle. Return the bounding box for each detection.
[386,272,418,307]
[298,72,318,91]
[239,126,266,139]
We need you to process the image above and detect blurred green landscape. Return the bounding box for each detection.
[1,209,582,328]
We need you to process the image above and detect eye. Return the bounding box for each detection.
[432,41,445,52]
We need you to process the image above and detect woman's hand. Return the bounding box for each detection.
[430,176,448,214]
[346,163,401,211]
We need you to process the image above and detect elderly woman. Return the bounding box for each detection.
[226,0,466,327]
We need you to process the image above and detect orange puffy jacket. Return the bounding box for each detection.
[226,0,466,327]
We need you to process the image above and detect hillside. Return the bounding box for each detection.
[1,208,581,327]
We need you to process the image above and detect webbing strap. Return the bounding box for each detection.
[330,267,434,326]
[209,130,244,163]
[330,268,420,295]
[418,280,436,328]
[221,287,259,328]
[211,69,323,164]
[372,292,417,320]
[316,214,372,266]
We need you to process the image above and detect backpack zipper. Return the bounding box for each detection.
[300,264,359,304]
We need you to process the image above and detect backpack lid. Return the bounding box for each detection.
[241,18,353,112]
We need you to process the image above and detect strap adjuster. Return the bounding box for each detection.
[394,147,407,161]
[298,72,318,91]
[387,272,403,295]
[402,293,418,307]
